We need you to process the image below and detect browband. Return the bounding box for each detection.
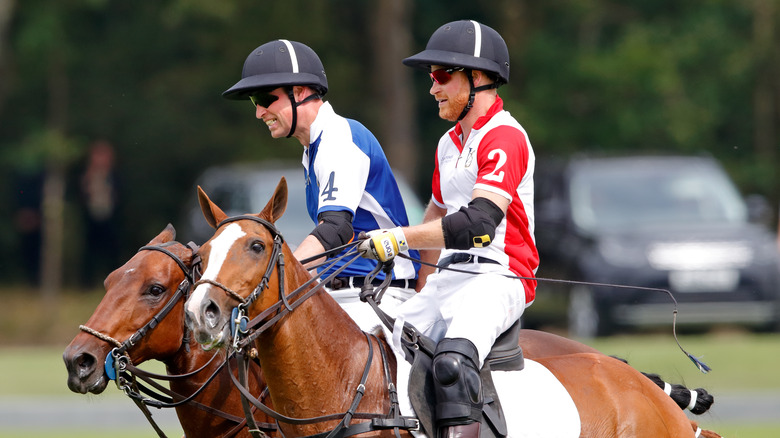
[216,215,284,243]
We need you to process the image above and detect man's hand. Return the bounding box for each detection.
[358,227,409,262]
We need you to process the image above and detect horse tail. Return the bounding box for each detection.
[610,356,714,415]
[641,372,714,415]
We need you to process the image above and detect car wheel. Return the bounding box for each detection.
[568,285,600,339]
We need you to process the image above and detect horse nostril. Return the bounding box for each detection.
[76,352,97,379]
[204,300,221,329]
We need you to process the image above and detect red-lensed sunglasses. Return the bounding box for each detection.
[429,67,465,85]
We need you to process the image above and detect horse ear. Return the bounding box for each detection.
[197,186,229,229]
[148,223,176,245]
[259,177,288,223]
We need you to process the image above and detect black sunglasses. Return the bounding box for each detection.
[429,67,465,85]
[249,91,279,108]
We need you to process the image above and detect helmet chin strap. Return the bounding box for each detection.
[285,88,322,138]
[457,69,499,121]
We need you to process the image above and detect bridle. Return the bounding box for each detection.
[194,215,362,351]
[195,215,290,315]
[80,242,200,384]
[193,213,712,438]
[79,241,275,438]
[198,214,417,438]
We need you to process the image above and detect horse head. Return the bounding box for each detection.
[63,224,196,394]
[185,177,292,350]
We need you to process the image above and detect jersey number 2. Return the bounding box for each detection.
[483,149,507,183]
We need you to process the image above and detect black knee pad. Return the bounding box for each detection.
[432,338,483,427]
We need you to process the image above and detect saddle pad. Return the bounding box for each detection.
[399,353,580,438]
[491,359,580,438]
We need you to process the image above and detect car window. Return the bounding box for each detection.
[569,160,747,232]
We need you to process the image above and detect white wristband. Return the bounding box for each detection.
[388,227,409,252]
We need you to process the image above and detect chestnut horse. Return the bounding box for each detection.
[63,225,274,438]
[184,179,720,438]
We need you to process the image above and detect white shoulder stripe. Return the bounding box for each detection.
[279,39,299,73]
[470,20,482,57]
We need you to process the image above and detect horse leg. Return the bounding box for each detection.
[691,420,724,438]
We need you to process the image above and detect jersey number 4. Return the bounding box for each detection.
[321,171,338,201]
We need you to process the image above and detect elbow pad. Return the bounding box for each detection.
[310,210,354,251]
[441,197,505,250]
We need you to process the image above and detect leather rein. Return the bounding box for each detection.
[201,215,417,438]
[79,241,275,438]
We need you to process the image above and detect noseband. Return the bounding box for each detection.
[198,216,412,438]
[195,215,365,352]
[79,241,200,379]
[193,215,296,350]
[194,215,290,312]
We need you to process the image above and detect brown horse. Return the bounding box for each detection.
[63,225,273,438]
[185,179,719,438]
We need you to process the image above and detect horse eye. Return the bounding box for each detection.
[147,284,166,297]
[250,241,265,253]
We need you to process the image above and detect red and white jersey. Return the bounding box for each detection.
[431,97,539,303]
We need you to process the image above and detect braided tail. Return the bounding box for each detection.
[611,356,714,415]
[641,372,714,415]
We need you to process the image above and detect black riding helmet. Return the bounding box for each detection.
[223,39,328,138]
[403,20,509,120]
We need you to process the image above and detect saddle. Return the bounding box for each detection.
[402,320,524,438]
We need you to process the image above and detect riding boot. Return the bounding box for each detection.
[432,338,483,438]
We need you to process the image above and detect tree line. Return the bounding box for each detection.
[1,0,778,292]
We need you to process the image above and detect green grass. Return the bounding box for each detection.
[1,346,168,396]
[589,330,780,392]
[706,424,780,438]
[16,331,776,396]
[3,288,779,437]
[4,334,779,437]
[590,331,780,438]
[0,288,182,437]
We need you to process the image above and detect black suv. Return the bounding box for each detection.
[532,155,780,338]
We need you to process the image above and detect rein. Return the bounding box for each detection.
[197,215,363,351]
[206,215,416,438]
[231,333,415,438]
[195,211,712,437]
[78,241,275,438]
[395,252,712,374]
[80,243,198,355]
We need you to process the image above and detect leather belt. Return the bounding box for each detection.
[438,252,501,269]
[327,277,416,291]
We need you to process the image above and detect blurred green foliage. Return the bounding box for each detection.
[2,0,779,287]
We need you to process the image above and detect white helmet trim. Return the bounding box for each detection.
[279,39,299,73]
[470,20,482,58]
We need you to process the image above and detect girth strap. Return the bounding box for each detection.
[230,332,415,438]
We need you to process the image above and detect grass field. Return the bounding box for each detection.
[1,288,779,437]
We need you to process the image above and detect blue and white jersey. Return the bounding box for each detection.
[302,102,419,280]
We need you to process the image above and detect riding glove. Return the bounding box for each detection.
[358,227,409,262]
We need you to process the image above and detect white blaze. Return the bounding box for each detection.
[186,223,246,317]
